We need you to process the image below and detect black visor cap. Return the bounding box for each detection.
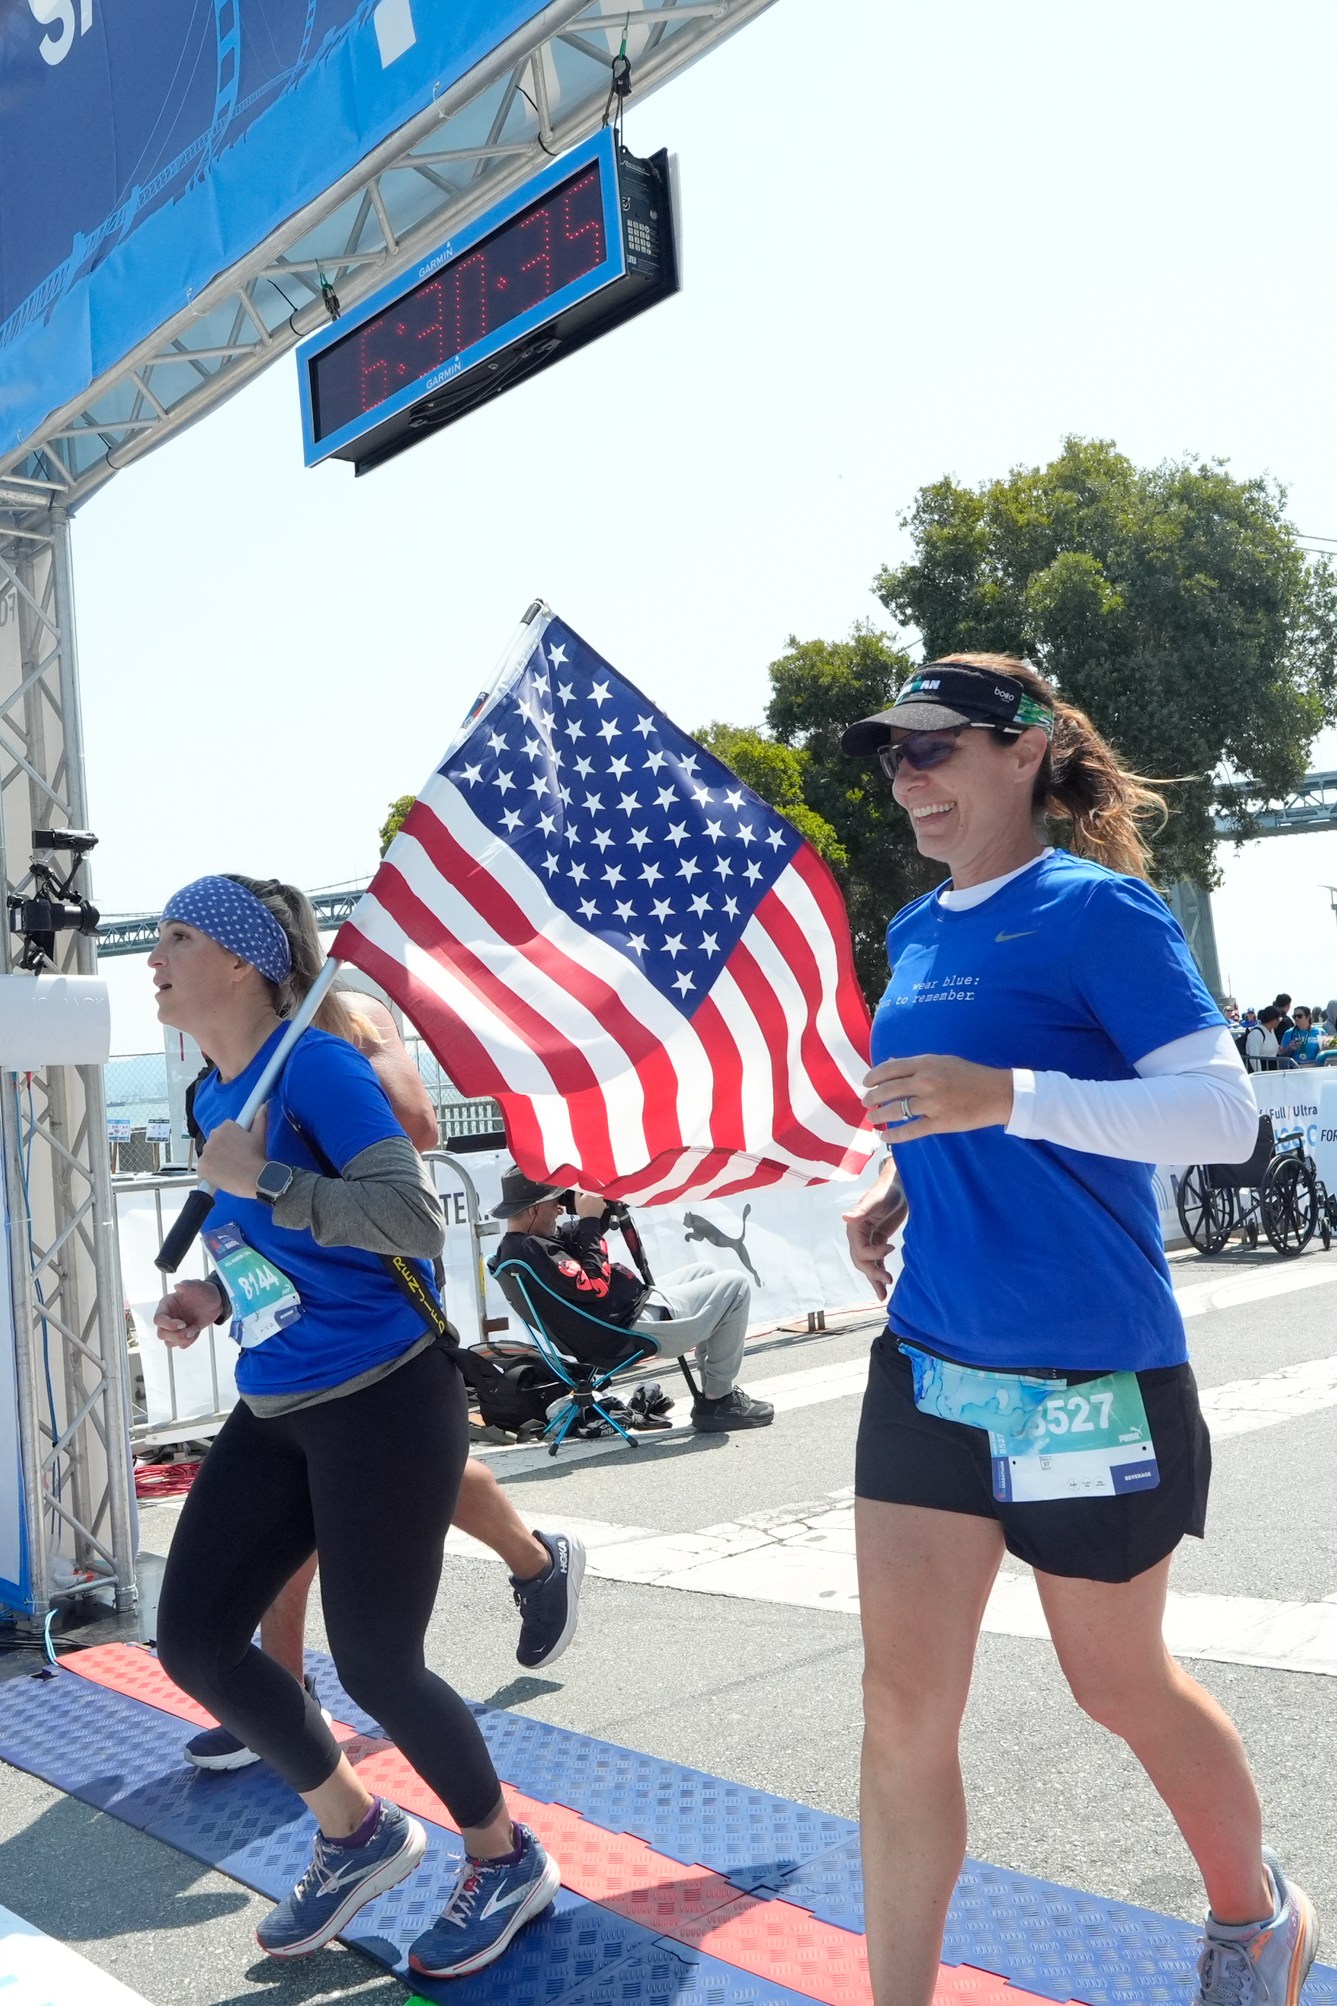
[840,665,1049,755]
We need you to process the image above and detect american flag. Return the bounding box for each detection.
[333,611,875,1203]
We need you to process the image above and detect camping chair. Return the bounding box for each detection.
[490,1257,699,1457]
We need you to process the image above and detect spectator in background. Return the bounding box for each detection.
[1272,993,1295,1039]
[1222,998,1241,1025]
[1279,1007,1319,1067]
[1244,1005,1282,1072]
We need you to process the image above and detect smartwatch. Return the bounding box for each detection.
[255,1160,298,1206]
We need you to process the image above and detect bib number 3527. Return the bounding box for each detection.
[990,1373,1160,1505]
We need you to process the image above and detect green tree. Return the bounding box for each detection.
[694,723,847,870]
[700,628,934,1000]
[379,794,415,856]
[874,436,1337,885]
[761,626,935,999]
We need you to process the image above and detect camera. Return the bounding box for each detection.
[557,1188,630,1231]
[8,828,100,972]
[33,828,98,854]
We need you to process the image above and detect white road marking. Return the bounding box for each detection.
[1198,1353,1337,1439]
[458,1341,1337,1674]
[0,1902,153,2005]
[572,1495,1337,1677]
[1175,1257,1337,1320]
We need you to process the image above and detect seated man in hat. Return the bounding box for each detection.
[490,1169,773,1434]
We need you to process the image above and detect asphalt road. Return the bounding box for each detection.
[4,1242,1337,2003]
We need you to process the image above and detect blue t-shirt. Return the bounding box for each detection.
[870,851,1223,1373]
[193,1025,441,1398]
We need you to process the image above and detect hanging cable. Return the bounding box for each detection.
[516,86,558,157]
[602,15,632,144]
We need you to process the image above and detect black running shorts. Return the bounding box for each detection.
[854,1330,1211,1583]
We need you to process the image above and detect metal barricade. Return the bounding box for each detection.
[113,1172,237,1451]
[115,1157,510,1450]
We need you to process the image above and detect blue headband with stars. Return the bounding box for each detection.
[161,876,292,985]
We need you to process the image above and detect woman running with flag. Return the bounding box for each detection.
[150,872,559,1979]
[841,659,1316,2006]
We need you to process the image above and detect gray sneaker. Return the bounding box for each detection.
[1197,1848,1318,2005]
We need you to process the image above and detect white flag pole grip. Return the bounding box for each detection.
[154,957,343,1272]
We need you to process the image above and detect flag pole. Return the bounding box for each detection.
[154,600,553,1275]
[154,957,341,1272]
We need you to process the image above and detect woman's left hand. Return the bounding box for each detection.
[197,1106,269,1198]
[863,1055,1013,1141]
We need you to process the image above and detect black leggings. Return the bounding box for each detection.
[157,1339,502,1830]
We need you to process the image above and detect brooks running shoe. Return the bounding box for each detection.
[408,1824,560,1977]
[256,1799,426,1958]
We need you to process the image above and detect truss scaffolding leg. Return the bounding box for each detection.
[0,511,136,1620]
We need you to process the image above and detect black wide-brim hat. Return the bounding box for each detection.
[491,1165,563,1219]
[840,662,1053,754]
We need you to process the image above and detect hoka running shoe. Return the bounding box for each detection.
[1196,1847,1318,2006]
[512,1530,586,1670]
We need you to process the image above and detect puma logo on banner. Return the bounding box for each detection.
[682,1205,762,1288]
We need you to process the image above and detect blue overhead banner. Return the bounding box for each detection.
[0,1,551,456]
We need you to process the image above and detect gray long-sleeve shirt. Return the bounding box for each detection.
[240,1137,448,1417]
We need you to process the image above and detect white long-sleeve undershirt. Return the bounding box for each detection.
[1006,1025,1258,1164]
[932,852,1258,1165]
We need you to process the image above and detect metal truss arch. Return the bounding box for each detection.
[0,516,137,1620]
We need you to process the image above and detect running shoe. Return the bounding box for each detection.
[691,1387,774,1432]
[1196,1847,1318,2006]
[256,1799,426,1959]
[407,1824,560,1978]
[512,1530,586,1670]
[183,1673,330,1772]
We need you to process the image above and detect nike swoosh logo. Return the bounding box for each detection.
[481,1884,534,1919]
[995,929,1036,942]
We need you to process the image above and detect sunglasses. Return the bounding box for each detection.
[877,722,1019,780]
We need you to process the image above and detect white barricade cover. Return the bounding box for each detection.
[117,1185,237,1427]
[1250,1069,1337,1177]
[433,1149,886,1348]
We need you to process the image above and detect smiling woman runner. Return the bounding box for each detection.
[149,874,558,1979]
[839,660,1316,2006]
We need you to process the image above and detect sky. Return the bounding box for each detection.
[63,0,1337,1051]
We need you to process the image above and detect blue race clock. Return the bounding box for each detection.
[297,128,678,474]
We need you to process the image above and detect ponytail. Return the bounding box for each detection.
[223,874,383,1053]
[934,654,1168,881]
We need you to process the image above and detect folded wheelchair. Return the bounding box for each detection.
[1175,1114,1337,1257]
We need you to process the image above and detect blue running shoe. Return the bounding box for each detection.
[408,1825,560,1978]
[256,1800,426,1959]
[1196,1847,1319,2006]
[513,1530,586,1670]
